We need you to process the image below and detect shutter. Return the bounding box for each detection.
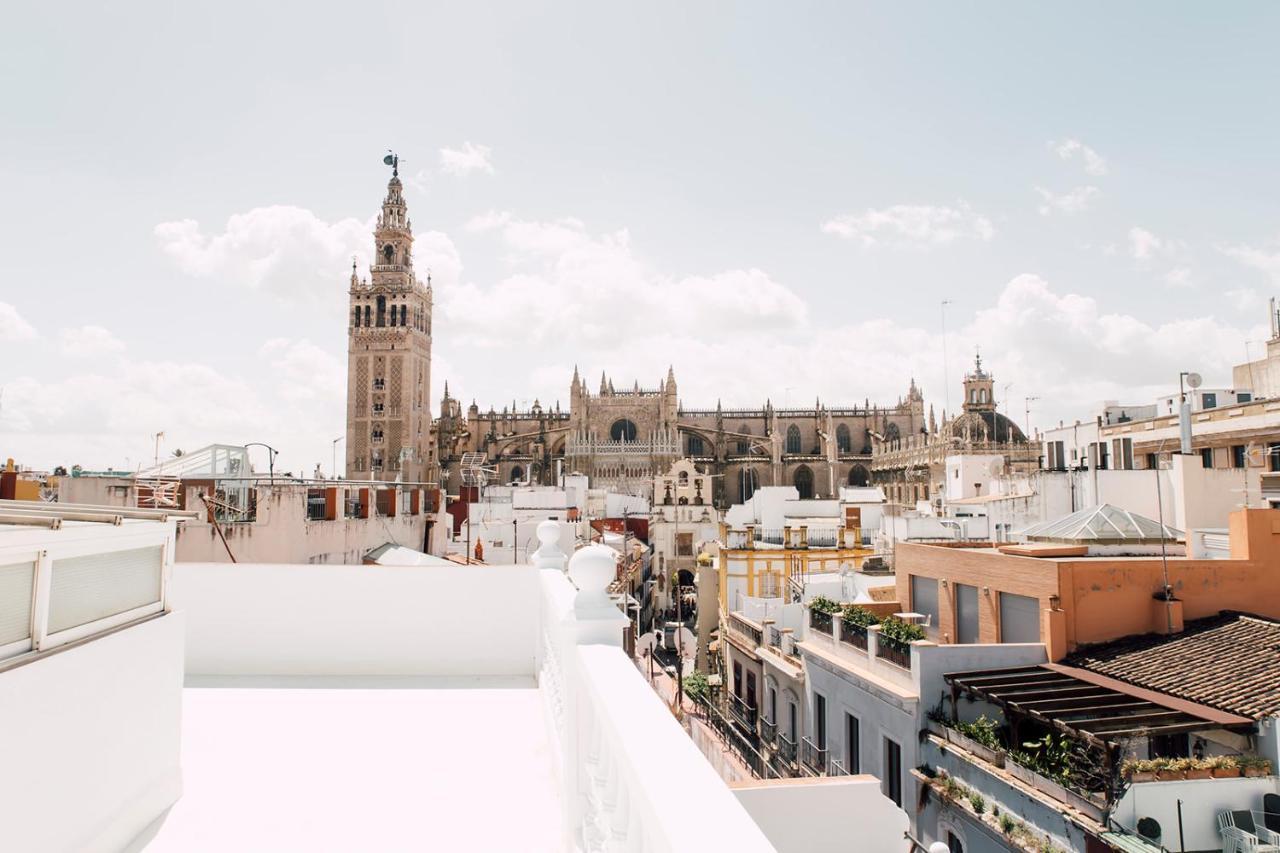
[47,546,163,634]
[999,592,1041,644]
[0,560,35,646]
[910,575,939,626]
[955,583,979,644]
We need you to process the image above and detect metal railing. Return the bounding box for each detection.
[775,731,797,766]
[801,736,828,775]
[809,608,834,635]
[876,639,912,670]
[729,613,763,648]
[828,758,849,777]
[729,693,758,732]
[840,621,869,651]
[690,695,777,780]
[759,717,777,747]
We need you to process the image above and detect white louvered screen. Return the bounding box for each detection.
[47,546,163,634]
[0,560,36,646]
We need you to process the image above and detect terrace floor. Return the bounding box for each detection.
[136,677,564,853]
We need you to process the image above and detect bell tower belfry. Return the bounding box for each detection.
[345,153,433,483]
[962,350,995,413]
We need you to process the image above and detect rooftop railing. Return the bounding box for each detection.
[801,736,828,775]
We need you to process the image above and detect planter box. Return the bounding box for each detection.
[945,728,1005,768]
[1155,769,1186,781]
[1244,767,1270,778]
[1128,770,1157,783]
[1063,786,1107,823]
[1185,767,1213,780]
[1010,760,1107,821]
[1213,767,1242,778]
[925,718,947,738]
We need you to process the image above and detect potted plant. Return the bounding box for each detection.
[1240,755,1273,778]
[1122,758,1157,783]
[1210,755,1241,778]
[925,704,952,738]
[808,595,841,634]
[840,604,878,648]
[1155,757,1187,781]
[1184,757,1213,781]
[946,715,1006,767]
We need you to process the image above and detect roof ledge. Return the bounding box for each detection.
[996,543,1088,558]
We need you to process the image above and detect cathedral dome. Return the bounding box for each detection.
[948,410,1026,444]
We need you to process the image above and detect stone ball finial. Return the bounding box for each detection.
[531,519,566,571]
[568,543,616,611]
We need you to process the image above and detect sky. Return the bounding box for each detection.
[3,2,1280,476]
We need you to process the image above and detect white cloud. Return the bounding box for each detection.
[1220,239,1280,282]
[439,142,494,177]
[258,338,345,405]
[0,302,37,341]
[820,203,995,248]
[59,325,126,358]
[1035,185,1099,216]
[1163,267,1192,288]
[1128,226,1163,260]
[1226,287,1262,313]
[1052,138,1108,176]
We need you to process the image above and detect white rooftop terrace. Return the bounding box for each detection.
[0,507,908,853]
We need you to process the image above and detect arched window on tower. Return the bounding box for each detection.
[786,424,802,454]
[400,304,408,326]
[353,307,361,327]
[364,305,371,326]
[376,295,387,327]
[794,465,814,499]
[836,423,851,453]
[980,388,988,404]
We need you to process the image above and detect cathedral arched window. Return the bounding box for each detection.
[510,465,524,483]
[610,419,638,441]
[884,422,901,443]
[836,423,851,453]
[785,425,802,454]
[737,424,751,455]
[848,465,869,487]
[794,465,814,499]
[740,467,760,502]
[688,435,705,456]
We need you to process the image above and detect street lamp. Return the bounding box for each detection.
[244,443,279,485]
[332,435,345,480]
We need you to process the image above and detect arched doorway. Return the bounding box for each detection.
[510,465,524,483]
[794,465,814,499]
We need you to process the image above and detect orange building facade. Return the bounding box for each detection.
[896,508,1280,660]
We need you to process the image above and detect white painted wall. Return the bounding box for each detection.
[0,613,184,853]
[1112,776,1280,852]
[732,777,909,853]
[171,562,540,677]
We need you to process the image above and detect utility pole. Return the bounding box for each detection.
[513,518,518,564]
[1024,397,1039,439]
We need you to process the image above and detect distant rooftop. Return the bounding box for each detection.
[1019,503,1181,545]
[1067,612,1280,720]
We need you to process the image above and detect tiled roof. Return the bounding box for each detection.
[1067,612,1280,720]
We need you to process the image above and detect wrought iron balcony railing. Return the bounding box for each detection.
[801,736,828,775]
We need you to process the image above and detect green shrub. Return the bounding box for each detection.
[956,715,1002,749]
[809,595,842,614]
[840,604,879,629]
[968,791,986,814]
[878,615,925,650]
[999,813,1017,835]
[683,671,709,702]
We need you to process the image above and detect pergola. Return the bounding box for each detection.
[945,663,1255,791]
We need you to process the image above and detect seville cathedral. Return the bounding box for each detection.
[345,161,1027,507]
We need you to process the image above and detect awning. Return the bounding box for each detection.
[945,663,1254,748]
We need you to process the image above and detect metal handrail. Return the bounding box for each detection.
[801,736,828,774]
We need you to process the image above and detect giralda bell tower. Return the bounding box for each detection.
[345,153,433,483]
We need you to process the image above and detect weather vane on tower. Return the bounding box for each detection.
[383,149,400,177]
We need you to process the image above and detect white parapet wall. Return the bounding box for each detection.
[171,562,540,677]
[0,613,185,853]
[731,776,909,852]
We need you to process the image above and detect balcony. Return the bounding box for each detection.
[729,692,759,733]
[2,513,788,853]
[875,637,911,670]
[775,731,798,766]
[729,612,764,649]
[760,716,777,747]
[801,736,828,775]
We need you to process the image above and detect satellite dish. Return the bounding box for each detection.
[636,632,658,657]
[1186,372,1203,389]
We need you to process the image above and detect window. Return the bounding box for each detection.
[370,427,384,444]
[746,672,757,710]
[788,701,797,740]
[510,465,524,482]
[848,465,869,487]
[373,377,385,390]
[737,424,751,455]
[363,305,371,326]
[1046,440,1066,470]
[675,532,693,556]
[955,583,979,644]
[1146,452,1159,470]
[400,304,408,326]
[733,661,742,697]
[884,737,902,806]
[1112,438,1134,470]
[1202,392,1217,409]
[1232,444,1247,469]
[376,295,386,327]
[740,468,759,502]
[999,592,1040,643]
[846,714,860,774]
[910,575,940,628]
[814,693,827,750]
[353,307,361,327]
[610,419,638,441]
[1240,392,1253,403]
[767,686,777,724]
[1200,447,1214,469]
[948,832,965,853]
[836,424,851,453]
[793,466,814,499]
[373,402,385,414]
[1270,444,1280,473]
[687,435,705,455]
[785,425,801,454]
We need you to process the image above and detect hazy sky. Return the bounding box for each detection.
[3,2,1279,475]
